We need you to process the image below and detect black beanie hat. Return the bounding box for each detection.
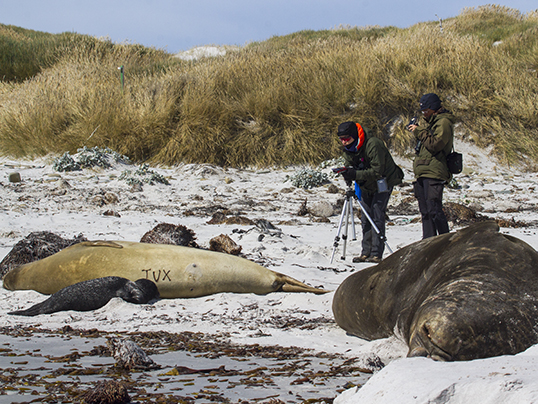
[419,93,442,111]
[337,121,358,139]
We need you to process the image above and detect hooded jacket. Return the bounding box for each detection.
[342,126,404,196]
[412,110,456,182]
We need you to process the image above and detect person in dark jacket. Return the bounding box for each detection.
[337,121,404,263]
[407,93,456,239]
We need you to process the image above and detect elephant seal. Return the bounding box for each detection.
[8,276,159,316]
[3,240,327,298]
[332,221,538,361]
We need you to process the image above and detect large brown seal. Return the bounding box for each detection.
[3,240,327,298]
[332,221,538,361]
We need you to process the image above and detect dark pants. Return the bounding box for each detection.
[413,177,449,239]
[359,189,392,258]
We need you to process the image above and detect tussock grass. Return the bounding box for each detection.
[1,5,537,168]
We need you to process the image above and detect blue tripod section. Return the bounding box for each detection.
[355,182,362,201]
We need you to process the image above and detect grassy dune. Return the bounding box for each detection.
[0,5,537,168]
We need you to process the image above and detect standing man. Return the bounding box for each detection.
[407,93,456,239]
[337,121,404,263]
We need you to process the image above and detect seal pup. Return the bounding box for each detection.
[8,276,159,316]
[3,240,327,298]
[332,221,538,361]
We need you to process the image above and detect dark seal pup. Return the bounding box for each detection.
[332,221,538,361]
[8,276,159,316]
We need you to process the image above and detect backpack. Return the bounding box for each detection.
[446,148,463,174]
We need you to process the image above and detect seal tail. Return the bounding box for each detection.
[278,274,330,294]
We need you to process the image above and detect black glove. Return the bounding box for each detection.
[341,167,356,182]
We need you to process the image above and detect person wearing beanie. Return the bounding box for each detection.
[336,121,404,263]
[407,93,456,239]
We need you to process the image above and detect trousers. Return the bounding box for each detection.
[413,177,449,239]
[359,188,392,258]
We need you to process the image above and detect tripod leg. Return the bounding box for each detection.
[357,199,394,255]
[341,198,350,260]
[349,198,357,241]
[330,198,350,263]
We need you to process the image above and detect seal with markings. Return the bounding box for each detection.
[3,241,327,298]
[332,221,538,361]
[8,276,159,316]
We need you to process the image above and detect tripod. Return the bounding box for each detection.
[330,183,393,263]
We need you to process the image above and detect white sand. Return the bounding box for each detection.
[2,140,538,403]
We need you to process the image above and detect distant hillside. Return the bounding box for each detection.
[0,5,537,168]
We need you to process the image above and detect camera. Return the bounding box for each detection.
[407,116,418,130]
[332,167,348,174]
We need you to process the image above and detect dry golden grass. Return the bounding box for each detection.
[0,5,537,168]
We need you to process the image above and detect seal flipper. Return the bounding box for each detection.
[275,273,330,294]
[8,302,51,316]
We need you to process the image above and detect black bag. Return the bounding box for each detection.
[446,151,463,174]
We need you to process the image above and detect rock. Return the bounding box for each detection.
[207,212,228,224]
[388,197,419,215]
[80,380,130,404]
[0,231,87,278]
[103,210,121,217]
[297,199,308,216]
[209,234,242,255]
[130,183,143,192]
[310,200,334,217]
[140,223,198,247]
[103,192,119,204]
[107,338,160,371]
[56,179,71,189]
[207,212,255,225]
[91,195,105,206]
[327,184,340,194]
[8,172,21,183]
[443,202,479,224]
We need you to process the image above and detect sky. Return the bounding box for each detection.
[1,1,537,54]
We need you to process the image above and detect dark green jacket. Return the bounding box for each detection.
[413,111,456,182]
[343,128,404,195]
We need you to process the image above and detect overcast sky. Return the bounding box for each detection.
[1,1,536,54]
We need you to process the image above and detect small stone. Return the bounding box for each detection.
[209,234,242,255]
[103,192,119,204]
[327,184,340,194]
[103,210,121,217]
[8,172,21,183]
[130,183,143,192]
[310,200,334,217]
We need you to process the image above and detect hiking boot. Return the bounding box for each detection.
[367,256,382,263]
[352,255,369,263]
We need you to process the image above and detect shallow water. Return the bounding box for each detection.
[0,330,371,403]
